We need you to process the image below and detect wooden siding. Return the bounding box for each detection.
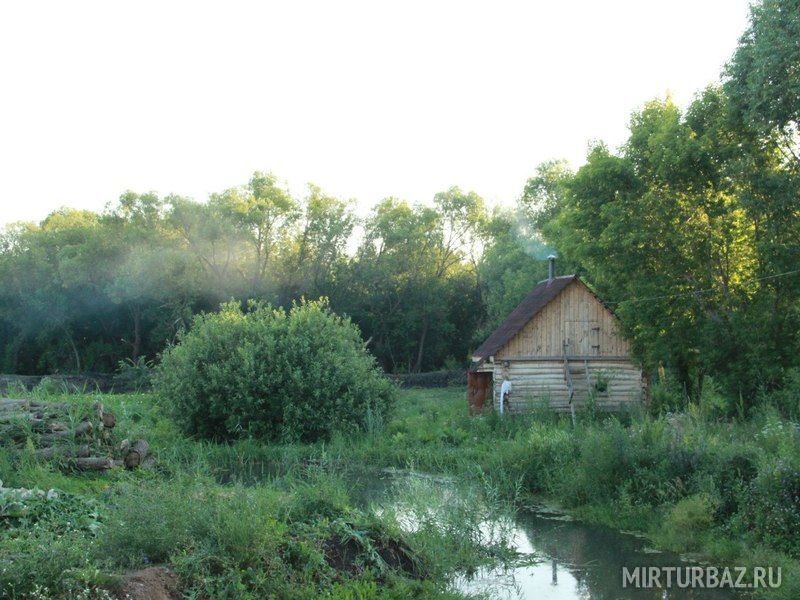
[492,359,644,413]
[496,280,630,359]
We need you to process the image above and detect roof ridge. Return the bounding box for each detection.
[535,274,578,285]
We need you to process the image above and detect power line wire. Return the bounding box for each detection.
[605,268,800,306]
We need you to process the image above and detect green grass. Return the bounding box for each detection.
[2,386,800,597]
[0,389,511,599]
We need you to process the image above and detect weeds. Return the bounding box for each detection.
[3,387,800,597]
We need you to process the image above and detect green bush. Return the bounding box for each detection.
[32,377,69,397]
[760,367,800,420]
[0,531,104,598]
[649,373,684,415]
[698,376,732,420]
[97,476,435,598]
[155,299,396,442]
[560,419,632,505]
[658,493,719,552]
[520,422,576,494]
[115,356,154,392]
[737,460,800,558]
[706,447,758,520]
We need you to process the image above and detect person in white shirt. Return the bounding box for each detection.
[500,379,512,415]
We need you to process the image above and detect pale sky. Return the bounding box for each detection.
[0,0,751,226]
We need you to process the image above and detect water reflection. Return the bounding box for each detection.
[359,470,744,599]
[216,464,747,599]
[461,508,742,599]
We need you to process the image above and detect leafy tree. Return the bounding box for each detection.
[475,209,552,340]
[168,196,245,299]
[0,176,494,376]
[284,184,355,300]
[212,172,298,293]
[725,0,800,165]
[519,159,574,231]
[339,193,486,372]
[530,88,800,404]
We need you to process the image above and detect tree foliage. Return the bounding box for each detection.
[0,176,508,375]
[1,0,799,409]
[530,87,800,404]
[155,299,396,442]
[725,0,800,149]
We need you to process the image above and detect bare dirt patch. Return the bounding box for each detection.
[115,567,180,600]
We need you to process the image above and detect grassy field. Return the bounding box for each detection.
[2,386,800,597]
[0,387,517,599]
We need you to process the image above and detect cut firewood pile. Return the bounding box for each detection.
[0,397,152,472]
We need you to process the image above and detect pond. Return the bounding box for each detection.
[354,469,744,599]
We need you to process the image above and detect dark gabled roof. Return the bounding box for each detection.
[472,275,578,362]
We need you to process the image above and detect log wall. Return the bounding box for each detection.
[491,358,645,413]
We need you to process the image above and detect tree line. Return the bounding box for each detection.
[0,175,548,376]
[1,0,798,407]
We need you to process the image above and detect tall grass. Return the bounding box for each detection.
[3,385,800,597]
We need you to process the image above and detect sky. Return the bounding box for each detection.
[0,0,752,226]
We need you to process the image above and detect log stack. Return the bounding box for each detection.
[0,397,150,472]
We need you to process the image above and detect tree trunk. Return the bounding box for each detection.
[63,328,81,373]
[8,334,24,374]
[131,305,142,361]
[414,319,429,373]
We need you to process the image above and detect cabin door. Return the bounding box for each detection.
[467,371,492,415]
[565,320,599,355]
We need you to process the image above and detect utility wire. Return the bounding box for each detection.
[604,268,800,306]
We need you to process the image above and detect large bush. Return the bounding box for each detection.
[155,299,395,442]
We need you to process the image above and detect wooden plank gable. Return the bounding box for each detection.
[496,279,630,358]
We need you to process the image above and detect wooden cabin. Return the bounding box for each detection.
[469,263,646,415]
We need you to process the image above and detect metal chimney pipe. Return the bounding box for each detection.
[547,254,556,281]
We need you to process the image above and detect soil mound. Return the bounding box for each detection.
[116,567,180,600]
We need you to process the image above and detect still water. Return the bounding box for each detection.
[355,469,745,599]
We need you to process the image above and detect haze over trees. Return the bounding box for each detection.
[0,174,522,375]
[0,0,798,411]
